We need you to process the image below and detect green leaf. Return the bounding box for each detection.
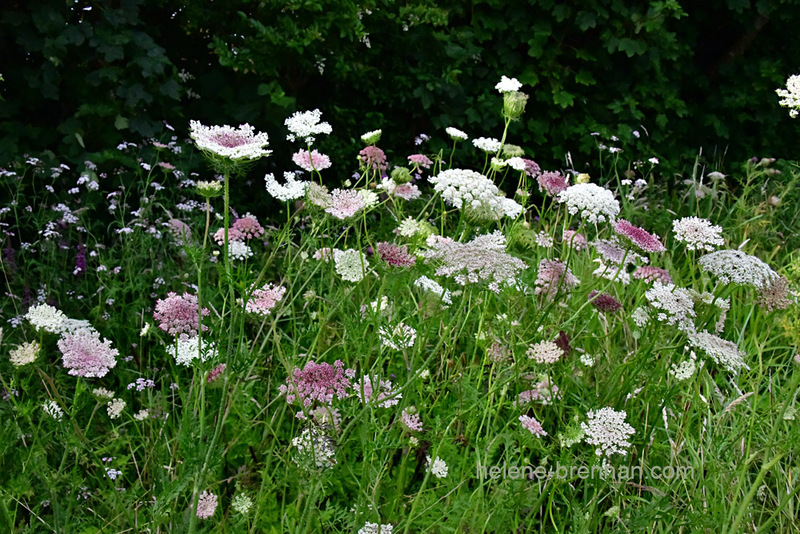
[74,132,85,148]
[576,11,597,30]
[553,90,574,108]
[114,115,129,130]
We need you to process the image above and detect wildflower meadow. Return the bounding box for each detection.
[2,71,800,534]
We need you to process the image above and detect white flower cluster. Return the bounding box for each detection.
[361,129,382,144]
[581,407,635,457]
[427,456,449,478]
[445,127,468,141]
[397,217,425,238]
[284,109,332,145]
[776,74,800,118]
[43,400,64,421]
[688,331,748,373]
[175,336,217,366]
[188,121,271,161]
[495,75,523,93]
[25,303,67,334]
[698,249,777,289]
[414,275,453,305]
[672,217,725,251]
[107,398,126,419]
[379,322,417,350]
[265,172,309,202]
[472,137,502,153]
[644,282,697,332]
[228,241,253,261]
[558,183,620,224]
[669,351,697,381]
[291,427,337,469]
[334,249,369,282]
[526,340,564,364]
[9,341,39,366]
[422,232,527,293]
[429,168,522,221]
[358,522,394,534]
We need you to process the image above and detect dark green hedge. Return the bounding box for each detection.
[1,0,798,175]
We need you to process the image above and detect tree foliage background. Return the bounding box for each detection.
[1,0,799,176]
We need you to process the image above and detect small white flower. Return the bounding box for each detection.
[495,75,522,93]
[427,456,448,478]
[445,127,468,141]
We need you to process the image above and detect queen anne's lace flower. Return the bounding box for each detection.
[292,149,331,172]
[154,292,209,336]
[537,171,569,197]
[326,189,365,219]
[699,249,777,289]
[427,456,449,478]
[414,275,453,305]
[400,408,423,432]
[195,491,218,519]
[776,74,800,118]
[429,168,521,221]
[26,304,67,334]
[558,183,620,224]
[189,121,271,161]
[526,340,564,364]
[354,375,401,408]
[265,172,309,202]
[445,127,468,141]
[232,213,264,239]
[107,398,125,419]
[495,75,523,93]
[175,335,217,366]
[57,328,118,377]
[581,407,635,457]
[672,217,725,251]
[43,400,64,421]
[613,219,666,253]
[423,232,527,293]
[284,109,332,144]
[534,259,578,301]
[359,523,394,534]
[633,266,673,284]
[292,427,337,468]
[244,283,286,316]
[688,331,748,373]
[645,282,696,332]
[228,240,253,261]
[280,360,354,411]
[519,415,547,437]
[472,137,502,153]
[377,242,416,267]
[379,322,417,350]
[10,341,39,366]
[334,249,369,282]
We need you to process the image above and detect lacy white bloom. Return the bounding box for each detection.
[361,129,382,144]
[429,168,522,221]
[423,232,527,293]
[414,275,453,304]
[284,109,332,144]
[189,121,271,161]
[669,351,697,381]
[506,157,527,171]
[496,75,522,93]
[698,249,777,289]
[672,217,725,251]
[133,409,149,421]
[43,400,64,421]
[57,328,118,377]
[593,260,631,286]
[10,341,39,366]
[107,398,126,419]
[359,522,394,534]
[265,172,309,202]
[291,426,337,468]
[175,335,217,366]
[397,217,424,237]
[231,493,253,515]
[776,74,800,118]
[379,322,417,350]
[228,240,253,261]
[472,137,502,153]
[526,340,564,364]
[645,282,696,332]
[445,127,468,141]
[631,307,650,327]
[558,183,620,224]
[334,249,368,282]
[427,456,448,478]
[93,387,114,399]
[581,407,635,457]
[26,303,67,334]
[357,189,380,208]
[688,331,748,373]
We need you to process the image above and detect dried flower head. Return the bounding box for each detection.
[758,275,792,313]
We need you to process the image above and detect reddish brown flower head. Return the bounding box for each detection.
[588,290,623,313]
[377,242,416,267]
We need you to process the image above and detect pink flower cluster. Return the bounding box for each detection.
[519,415,547,437]
[613,219,666,253]
[292,149,332,172]
[57,328,119,378]
[407,154,433,169]
[377,242,416,267]
[354,375,401,408]
[233,214,265,239]
[534,259,578,301]
[195,491,218,519]
[633,266,673,284]
[245,283,287,316]
[326,189,365,219]
[537,171,568,196]
[279,360,355,414]
[359,146,388,171]
[153,292,209,336]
